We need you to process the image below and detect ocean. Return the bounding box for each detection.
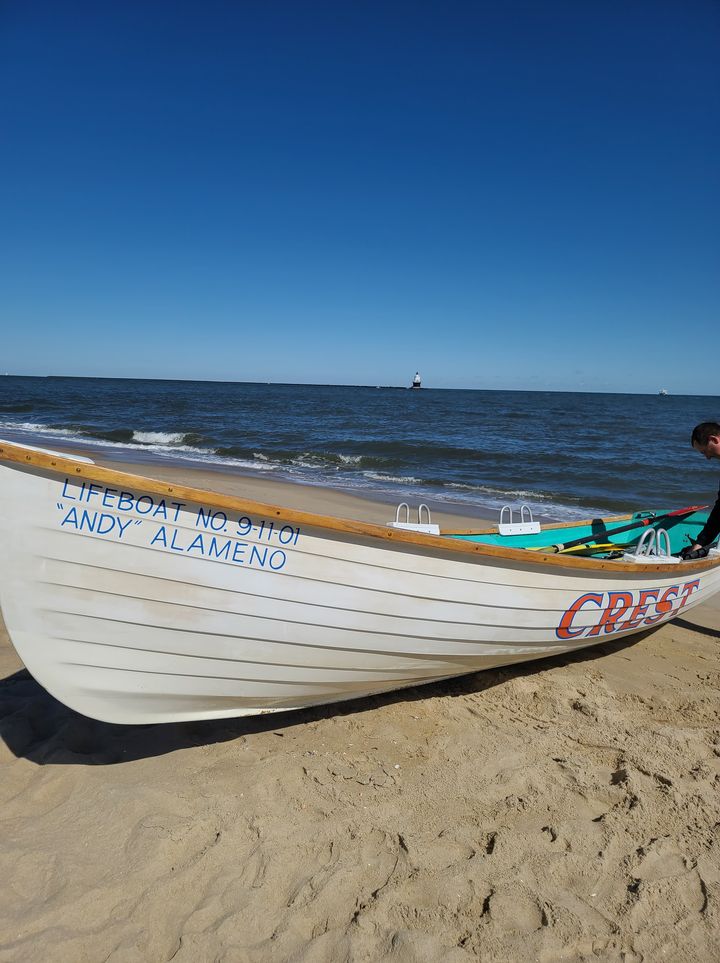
[0,376,718,521]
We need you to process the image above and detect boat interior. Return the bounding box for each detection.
[448,509,710,558]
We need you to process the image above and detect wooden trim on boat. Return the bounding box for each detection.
[0,440,718,575]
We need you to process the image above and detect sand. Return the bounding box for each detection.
[1,460,719,962]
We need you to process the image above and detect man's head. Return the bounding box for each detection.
[691,422,720,460]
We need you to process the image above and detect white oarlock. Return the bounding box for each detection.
[387,502,440,535]
[623,527,678,564]
[498,504,541,537]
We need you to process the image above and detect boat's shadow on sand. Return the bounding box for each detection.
[2,624,713,767]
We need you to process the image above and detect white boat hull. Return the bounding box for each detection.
[1,449,719,724]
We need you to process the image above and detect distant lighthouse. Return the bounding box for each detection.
[411,371,422,389]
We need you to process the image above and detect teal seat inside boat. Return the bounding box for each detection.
[448,509,711,555]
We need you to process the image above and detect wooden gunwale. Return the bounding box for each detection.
[0,440,717,576]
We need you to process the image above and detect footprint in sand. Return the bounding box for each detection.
[487,889,547,932]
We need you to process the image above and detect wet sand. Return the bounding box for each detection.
[1,460,719,961]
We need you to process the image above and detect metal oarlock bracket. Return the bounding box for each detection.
[387,503,440,535]
[498,504,541,537]
[623,527,678,564]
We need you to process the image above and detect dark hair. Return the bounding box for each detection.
[691,422,720,447]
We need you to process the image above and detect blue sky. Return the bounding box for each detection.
[1,1,718,392]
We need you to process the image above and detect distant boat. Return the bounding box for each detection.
[659,389,668,396]
[411,371,421,389]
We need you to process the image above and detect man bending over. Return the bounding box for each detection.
[683,421,720,559]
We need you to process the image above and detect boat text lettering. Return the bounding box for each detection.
[60,506,140,539]
[55,477,302,571]
[556,580,700,640]
[149,525,287,570]
[61,478,187,520]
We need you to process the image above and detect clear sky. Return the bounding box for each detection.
[1,1,718,392]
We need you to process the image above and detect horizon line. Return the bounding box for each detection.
[0,373,717,398]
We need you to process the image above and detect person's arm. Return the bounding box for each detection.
[691,484,720,549]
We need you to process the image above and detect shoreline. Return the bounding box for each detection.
[0,429,602,525]
[28,440,500,528]
[95,454,498,528]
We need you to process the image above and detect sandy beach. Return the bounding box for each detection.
[1,460,719,962]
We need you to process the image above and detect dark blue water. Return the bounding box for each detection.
[0,377,717,520]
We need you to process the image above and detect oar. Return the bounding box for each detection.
[558,540,636,556]
[526,505,707,555]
